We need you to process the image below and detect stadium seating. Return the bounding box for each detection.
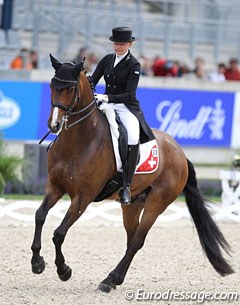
[0,0,240,69]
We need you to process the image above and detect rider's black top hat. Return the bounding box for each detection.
[109,27,135,42]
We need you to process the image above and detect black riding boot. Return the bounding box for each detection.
[119,143,140,205]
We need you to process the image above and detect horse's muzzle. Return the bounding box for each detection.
[48,121,61,134]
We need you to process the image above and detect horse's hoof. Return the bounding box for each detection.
[97,282,116,293]
[32,257,45,274]
[58,266,72,281]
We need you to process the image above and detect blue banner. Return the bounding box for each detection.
[37,82,55,141]
[0,81,42,140]
[0,81,236,148]
[138,88,234,147]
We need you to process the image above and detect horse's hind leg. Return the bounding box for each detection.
[98,193,167,293]
[98,209,159,292]
[121,203,144,246]
[31,192,62,274]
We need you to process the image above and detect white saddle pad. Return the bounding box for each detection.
[99,103,159,174]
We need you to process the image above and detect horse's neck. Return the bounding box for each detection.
[59,108,106,149]
[79,71,94,108]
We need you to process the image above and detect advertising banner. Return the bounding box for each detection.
[0,81,42,140]
[137,88,235,147]
[37,83,54,141]
[97,85,235,147]
[0,81,238,149]
[231,92,240,148]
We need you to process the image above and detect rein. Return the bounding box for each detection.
[63,98,96,130]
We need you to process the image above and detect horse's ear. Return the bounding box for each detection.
[73,61,84,78]
[49,53,62,71]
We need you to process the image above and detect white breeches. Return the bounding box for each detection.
[111,103,140,145]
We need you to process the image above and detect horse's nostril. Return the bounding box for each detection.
[48,121,61,134]
[53,122,60,133]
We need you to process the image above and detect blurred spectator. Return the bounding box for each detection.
[139,55,153,76]
[72,47,88,64]
[208,63,226,82]
[192,56,206,78]
[10,48,31,70]
[177,62,191,77]
[183,66,206,80]
[30,50,38,69]
[224,58,240,81]
[151,56,178,77]
[183,56,207,80]
[195,66,206,79]
[192,57,204,70]
[85,52,98,73]
[10,48,38,70]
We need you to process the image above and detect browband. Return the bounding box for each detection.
[53,76,78,83]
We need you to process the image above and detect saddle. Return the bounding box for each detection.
[94,103,159,202]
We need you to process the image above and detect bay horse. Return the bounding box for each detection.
[31,55,234,293]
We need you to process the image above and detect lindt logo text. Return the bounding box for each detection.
[156,99,225,140]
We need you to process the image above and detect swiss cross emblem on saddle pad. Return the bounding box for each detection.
[135,141,159,174]
[113,139,159,174]
[112,138,159,174]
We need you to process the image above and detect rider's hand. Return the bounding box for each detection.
[94,93,109,103]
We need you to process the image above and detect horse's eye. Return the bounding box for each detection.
[68,86,75,93]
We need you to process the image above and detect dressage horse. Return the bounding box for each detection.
[31,55,234,293]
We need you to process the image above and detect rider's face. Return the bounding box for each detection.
[113,42,132,55]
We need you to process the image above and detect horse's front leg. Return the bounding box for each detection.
[52,196,87,281]
[31,192,62,274]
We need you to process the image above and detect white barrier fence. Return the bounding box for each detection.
[0,198,240,226]
[220,170,240,208]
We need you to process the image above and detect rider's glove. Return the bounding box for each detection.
[94,93,109,104]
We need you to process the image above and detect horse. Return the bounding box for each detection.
[31,54,234,293]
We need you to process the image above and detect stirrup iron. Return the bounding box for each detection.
[119,187,131,205]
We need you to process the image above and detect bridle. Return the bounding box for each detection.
[51,75,97,130]
[39,73,96,145]
[51,77,79,113]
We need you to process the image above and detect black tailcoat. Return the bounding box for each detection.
[91,51,155,143]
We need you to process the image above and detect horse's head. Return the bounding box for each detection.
[48,54,94,134]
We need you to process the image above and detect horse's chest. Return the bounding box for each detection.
[49,160,74,180]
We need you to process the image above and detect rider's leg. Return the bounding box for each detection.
[113,104,140,204]
[119,143,140,204]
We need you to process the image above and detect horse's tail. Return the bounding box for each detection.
[183,159,234,276]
